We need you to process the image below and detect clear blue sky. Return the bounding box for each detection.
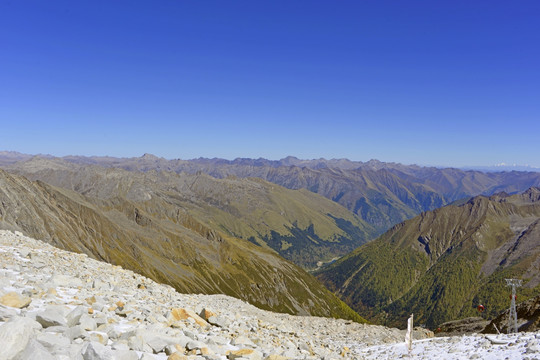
[1,1,539,167]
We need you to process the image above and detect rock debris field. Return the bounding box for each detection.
[0,230,539,360]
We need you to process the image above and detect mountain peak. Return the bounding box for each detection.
[140,153,160,160]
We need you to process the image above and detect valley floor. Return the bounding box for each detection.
[0,230,538,360]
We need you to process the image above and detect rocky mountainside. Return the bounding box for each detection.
[3,158,374,269]
[2,230,538,360]
[0,169,363,322]
[316,188,540,329]
[6,153,539,234]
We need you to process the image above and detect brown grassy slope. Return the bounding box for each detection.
[6,158,375,269]
[0,168,365,322]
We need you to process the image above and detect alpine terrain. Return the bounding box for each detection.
[0,168,363,322]
[3,230,537,360]
[316,188,540,328]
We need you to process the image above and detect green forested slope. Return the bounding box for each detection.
[316,188,540,328]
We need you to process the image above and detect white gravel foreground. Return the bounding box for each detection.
[1,230,539,360]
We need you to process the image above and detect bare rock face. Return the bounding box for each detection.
[484,295,540,333]
[437,317,490,336]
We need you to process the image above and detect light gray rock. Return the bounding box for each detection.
[0,277,12,290]
[88,331,109,345]
[113,350,139,360]
[207,335,229,346]
[92,302,106,312]
[81,341,114,360]
[232,335,256,348]
[525,344,540,353]
[18,248,31,258]
[67,306,88,327]
[111,341,130,351]
[164,344,178,355]
[95,315,108,327]
[208,315,230,328]
[0,316,42,360]
[66,325,89,341]
[107,327,123,340]
[79,314,98,331]
[36,309,67,328]
[127,334,153,353]
[0,304,17,321]
[43,325,69,333]
[48,273,84,288]
[15,339,55,360]
[92,279,111,291]
[186,340,207,351]
[36,331,71,350]
[139,354,157,360]
[145,333,181,353]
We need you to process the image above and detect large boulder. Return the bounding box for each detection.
[0,291,31,308]
[0,316,42,360]
[14,339,55,360]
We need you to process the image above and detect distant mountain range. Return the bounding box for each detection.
[316,188,540,328]
[461,164,540,172]
[3,152,540,236]
[3,151,540,327]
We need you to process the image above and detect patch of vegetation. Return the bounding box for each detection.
[261,218,366,269]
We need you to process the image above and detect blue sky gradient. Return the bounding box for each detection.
[1,1,539,167]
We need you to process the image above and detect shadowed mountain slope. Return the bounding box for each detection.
[0,168,365,322]
[316,188,540,328]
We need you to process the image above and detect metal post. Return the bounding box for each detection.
[505,279,522,333]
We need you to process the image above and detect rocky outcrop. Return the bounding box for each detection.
[484,294,540,334]
[436,317,489,336]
